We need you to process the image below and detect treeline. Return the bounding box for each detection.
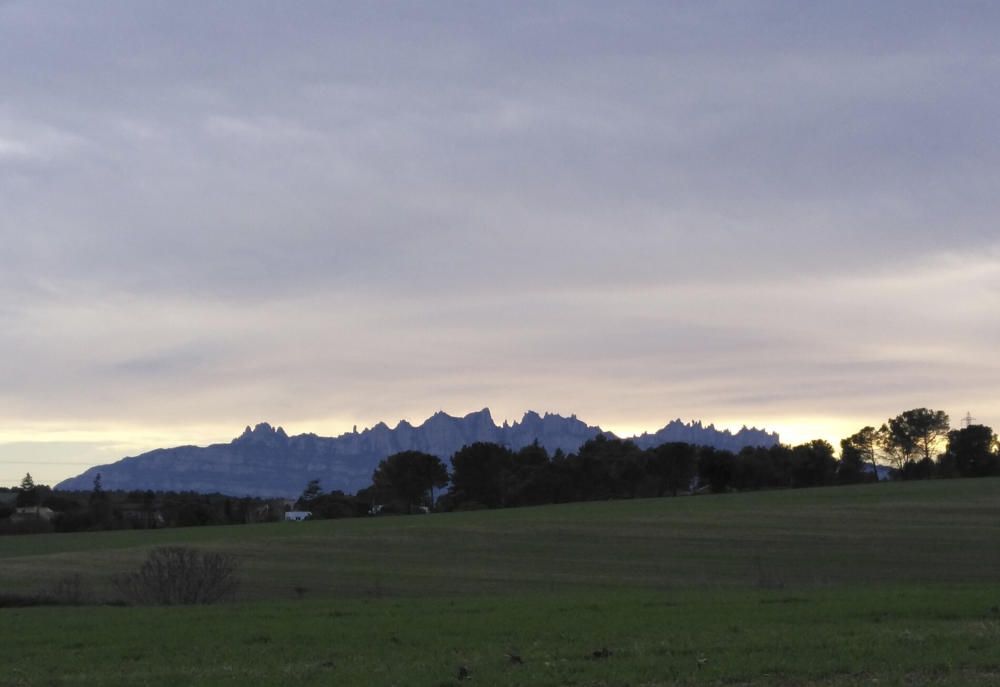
[307,407,999,515]
[0,474,288,535]
[341,436,844,514]
[4,407,997,533]
[840,408,998,480]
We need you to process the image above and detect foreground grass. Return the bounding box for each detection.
[4,586,1000,686]
[2,479,999,685]
[1,478,999,601]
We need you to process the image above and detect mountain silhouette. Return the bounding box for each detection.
[55,409,778,497]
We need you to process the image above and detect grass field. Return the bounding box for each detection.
[2,479,1000,685]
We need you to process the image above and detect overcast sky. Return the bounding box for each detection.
[2,1,999,485]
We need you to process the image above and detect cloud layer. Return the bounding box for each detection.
[2,2,998,483]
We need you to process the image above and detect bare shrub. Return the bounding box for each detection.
[112,546,239,605]
[50,574,87,605]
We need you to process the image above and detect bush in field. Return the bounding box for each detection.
[112,546,239,605]
[50,574,87,605]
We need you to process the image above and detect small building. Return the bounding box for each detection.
[119,508,166,527]
[11,506,57,522]
[284,510,312,521]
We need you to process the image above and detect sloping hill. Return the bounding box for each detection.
[9,478,999,601]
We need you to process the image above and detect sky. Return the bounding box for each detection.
[2,1,999,486]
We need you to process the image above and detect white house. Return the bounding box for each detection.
[11,506,57,522]
[284,511,312,521]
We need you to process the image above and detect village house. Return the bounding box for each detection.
[11,506,58,523]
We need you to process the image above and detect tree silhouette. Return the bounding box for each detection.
[882,408,950,468]
[698,447,734,493]
[373,451,448,512]
[449,443,515,508]
[841,426,879,480]
[646,443,697,496]
[299,479,323,506]
[89,473,112,527]
[15,473,39,508]
[795,440,838,487]
[506,442,555,506]
[941,424,998,477]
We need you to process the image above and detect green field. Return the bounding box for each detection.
[2,479,1000,685]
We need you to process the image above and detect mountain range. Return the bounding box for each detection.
[55,409,779,498]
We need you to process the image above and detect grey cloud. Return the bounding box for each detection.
[3,3,998,300]
[1,2,999,479]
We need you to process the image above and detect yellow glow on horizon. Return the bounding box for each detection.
[0,424,223,450]
[0,414,873,452]
[552,415,868,455]
[1,411,886,487]
[0,415,374,455]
[712,416,867,454]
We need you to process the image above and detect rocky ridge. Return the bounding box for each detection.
[55,409,778,497]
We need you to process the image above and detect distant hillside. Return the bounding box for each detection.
[55,409,778,497]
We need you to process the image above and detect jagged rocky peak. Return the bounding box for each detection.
[55,409,780,498]
[423,410,451,425]
[234,422,289,445]
[519,410,543,425]
[465,407,494,425]
[425,408,485,423]
[535,410,583,424]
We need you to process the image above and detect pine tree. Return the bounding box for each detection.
[16,473,39,507]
